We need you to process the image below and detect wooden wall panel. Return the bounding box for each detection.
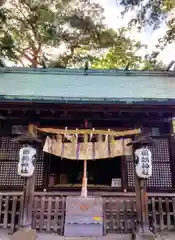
[126,156,135,188]
[0,137,44,189]
[126,138,172,189]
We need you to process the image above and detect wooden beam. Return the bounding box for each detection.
[134,171,142,230]
[16,141,38,231]
[0,114,171,123]
[140,180,149,232]
[43,153,49,191]
[12,134,42,143]
[127,135,156,146]
[121,139,128,191]
[169,117,175,189]
[20,174,35,230]
[0,102,175,113]
[131,136,142,232]
[132,136,151,234]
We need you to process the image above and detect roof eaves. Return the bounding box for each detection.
[1,95,175,105]
[1,67,175,77]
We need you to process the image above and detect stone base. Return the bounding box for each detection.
[135,232,155,240]
[155,232,175,240]
[11,229,36,240]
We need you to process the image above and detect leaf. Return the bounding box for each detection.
[118,0,175,47]
[0,0,107,66]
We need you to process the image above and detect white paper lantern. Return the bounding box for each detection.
[18,147,36,178]
[135,147,152,179]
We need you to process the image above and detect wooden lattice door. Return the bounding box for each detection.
[126,137,172,190]
[0,137,44,189]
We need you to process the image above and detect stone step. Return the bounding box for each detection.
[36,233,132,240]
[2,230,175,240]
[0,231,132,240]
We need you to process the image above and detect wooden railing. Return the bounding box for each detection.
[0,192,175,235]
[0,193,22,232]
[0,193,65,235]
[148,197,175,232]
[104,197,136,234]
[32,195,65,234]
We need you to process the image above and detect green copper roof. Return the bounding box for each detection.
[0,67,175,104]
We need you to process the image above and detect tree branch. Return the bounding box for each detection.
[17,49,33,62]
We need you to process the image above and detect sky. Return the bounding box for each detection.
[95,0,175,65]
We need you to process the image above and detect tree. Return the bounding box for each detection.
[50,28,146,69]
[47,28,118,68]
[118,0,175,56]
[0,0,6,6]
[91,29,144,69]
[0,0,120,67]
[0,8,15,60]
[91,47,141,70]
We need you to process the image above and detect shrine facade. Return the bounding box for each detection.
[0,67,175,234]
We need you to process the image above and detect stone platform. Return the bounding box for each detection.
[0,231,131,240]
[0,230,175,240]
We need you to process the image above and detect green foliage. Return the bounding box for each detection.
[119,0,175,28]
[0,0,151,69]
[118,0,175,54]
[0,8,15,59]
[49,28,146,69]
[0,0,110,67]
[91,30,144,69]
[91,48,141,69]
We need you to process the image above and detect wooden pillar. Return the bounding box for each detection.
[169,117,175,188]
[14,171,36,239]
[171,117,175,134]
[133,143,149,233]
[18,143,37,230]
[12,127,41,239]
[135,174,149,233]
[43,153,49,190]
[133,139,141,231]
[81,120,88,197]
[134,172,142,231]
[121,139,128,191]
[140,179,149,232]
[20,172,35,229]
[121,155,127,191]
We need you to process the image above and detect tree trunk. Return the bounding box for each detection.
[31,56,38,68]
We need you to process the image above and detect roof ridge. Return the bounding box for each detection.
[1,67,175,77]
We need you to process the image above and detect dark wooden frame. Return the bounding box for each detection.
[1,191,175,234]
[0,102,174,193]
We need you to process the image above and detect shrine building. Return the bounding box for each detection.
[0,67,175,235]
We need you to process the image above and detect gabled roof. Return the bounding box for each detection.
[0,67,175,104]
